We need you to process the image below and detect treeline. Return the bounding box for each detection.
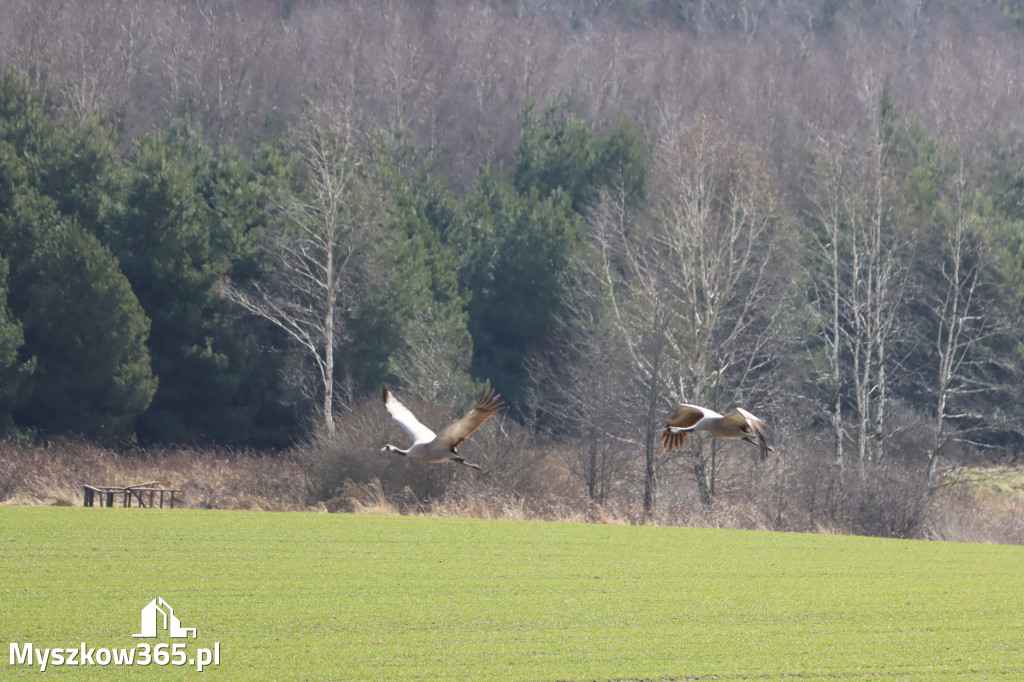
[0,72,642,445]
[1,0,1023,512]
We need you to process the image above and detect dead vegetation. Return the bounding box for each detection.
[2,434,1022,546]
[0,439,311,511]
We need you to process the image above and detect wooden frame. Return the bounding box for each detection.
[83,482,179,508]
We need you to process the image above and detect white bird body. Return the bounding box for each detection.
[662,403,774,460]
[381,386,504,470]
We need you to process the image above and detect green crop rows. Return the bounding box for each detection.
[1,507,1021,679]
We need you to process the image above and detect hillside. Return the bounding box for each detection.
[0,0,1023,528]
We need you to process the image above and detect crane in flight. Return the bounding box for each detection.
[381,386,504,470]
[661,404,774,461]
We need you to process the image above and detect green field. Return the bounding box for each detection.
[1,507,1022,680]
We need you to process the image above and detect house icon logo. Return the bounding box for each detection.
[132,597,197,639]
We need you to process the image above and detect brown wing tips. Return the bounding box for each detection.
[441,388,505,447]
[753,423,775,461]
[465,388,504,436]
[382,385,390,404]
[475,387,505,416]
[661,429,687,452]
[662,405,701,451]
[743,414,774,461]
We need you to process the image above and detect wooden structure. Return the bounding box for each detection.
[83,482,179,509]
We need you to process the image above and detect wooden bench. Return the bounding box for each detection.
[83,482,179,508]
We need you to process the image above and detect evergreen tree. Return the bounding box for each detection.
[0,180,155,440]
[463,170,584,406]
[0,71,122,240]
[106,123,299,444]
[0,256,31,435]
[0,74,155,440]
[514,98,647,211]
[456,104,648,407]
[369,162,479,404]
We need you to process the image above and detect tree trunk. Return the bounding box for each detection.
[323,325,335,436]
[643,365,660,517]
[323,240,337,436]
[873,335,886,462]
[831,229,845,487]
[587,427,598,500]
[643,430,657,516]
[709,438,717,497]
[693,449,712,507]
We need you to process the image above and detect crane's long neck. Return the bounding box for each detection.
[382,444,409,456]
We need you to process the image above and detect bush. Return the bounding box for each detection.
[2,426,1022,547]
[925,485,1024,545]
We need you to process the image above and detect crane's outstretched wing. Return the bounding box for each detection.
[436,388,504,448]
[666,404,709,429]
[724,407,773,460]
[382,386,437,445]
[661,404,709,451]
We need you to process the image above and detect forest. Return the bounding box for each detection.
[1,0,1023,538]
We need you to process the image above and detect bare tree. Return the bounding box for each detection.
[805,96,909,481]
[927,168,978,485]
[583,117,781,511]
[653,115,782,504]
[224,109,389,435]
[587,180,674,515]
[923,158,1007,488]
[850,110,906,468]
[525,254,634,504]
[805,136,849,480]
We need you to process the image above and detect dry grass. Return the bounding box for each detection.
[0,439,313,511]
[956,465,1024,501]
[2,438,1022,545]
[924,486,1024,544]
[0,437,642,524]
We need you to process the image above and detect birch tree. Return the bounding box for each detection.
[805,138,848,480]
[850,114,906,468]
[805,98,909,480]
[927,167,983,486]
[917,156,1010,488]
[224,111,388,435]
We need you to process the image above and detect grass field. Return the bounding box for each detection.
[1,507,1022,680]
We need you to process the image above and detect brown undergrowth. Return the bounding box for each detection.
[1,438,1022,545]
[0,439,311,511]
